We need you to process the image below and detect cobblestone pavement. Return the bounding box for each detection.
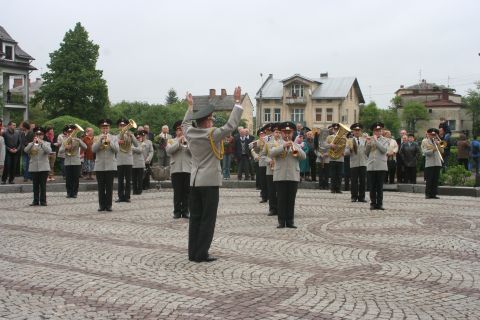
[0,189,479,320]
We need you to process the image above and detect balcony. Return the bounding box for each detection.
[285,96,306,105]
[3,93,27,109]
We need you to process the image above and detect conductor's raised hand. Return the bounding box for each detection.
[186,92,194,107]
[234,86,242,103]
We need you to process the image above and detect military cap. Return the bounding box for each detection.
[370,122,384,131]
[427,128,439,134]
[98,119,112,126]
[350,123,363,130]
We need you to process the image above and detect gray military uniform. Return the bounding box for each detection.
[132,143,146,169]
[116,133,139,166]
[349,137,367,168]
[270,142,306,181]
[25,142,52,172]
[422,138,442,167]
[264,138,282,176]
[182,106,244,187]
[0,136,5,166]
[366,136,389,171]
[142,139,154,165]
[92,134,119,171]
[166,138,192,174]
[59,138,87,166]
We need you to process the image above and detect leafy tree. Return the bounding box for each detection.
[381,107,401,137]
[401,101,429,134]
[31,22,109,124]
[165,88,179,105]
[463,81,480,137]
[359,102,381,134]
[390,96,402,109]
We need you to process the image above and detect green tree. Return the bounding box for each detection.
[390,96,402,109]
[31,22,109,124]
[165,88,179,105]
[463,81,480,137]
[401,101,429,134]
[380,107,401,137]
[359,102,381,134]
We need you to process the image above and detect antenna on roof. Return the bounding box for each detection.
[418,69,422,83]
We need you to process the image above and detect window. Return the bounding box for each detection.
[291,108,304,123]
[326,108,333,122]
[315,108,322,122]
[448,120,456,131]
[341,113,348,123]
[291,84,304,98]
[274,108,281,122]
[4,45,13,60]
[428,109,433,113]
[263,108,271,122]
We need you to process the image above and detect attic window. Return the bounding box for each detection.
[3,44,14,60]
[291,84,304,98]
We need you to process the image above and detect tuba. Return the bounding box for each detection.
[64,124,84,156]
[327,123,351,160]
[119,119,137,153]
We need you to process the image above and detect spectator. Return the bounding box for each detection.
[296,134,309,181]
[82,127,95,180]
[1,121,21,184]
[439,117,451,134]
[456,134,470,170]
[234,128,252,180]
[143,124,154,141]
[244,128,256,182]
[20,121,34,182]
[305,131,316,181]
[222,133,235,180]
[155,125,172,167]
[45,126,58,181]
[438,127,451,170]
[471,136,480,174]
[383,130,398,184]
[396,129,407,183]
[6,90,11,103]
[400,133,420,184]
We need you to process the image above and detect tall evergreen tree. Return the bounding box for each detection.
[165,88,179,105]
[32,22,109,123]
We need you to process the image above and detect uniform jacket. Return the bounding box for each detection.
[132,142,146,169]
[421,138,443,167]
[92,134,119,171]
[348,136,367,168]
[59,138,87,166]
[0,136,5,166]
[166,137,192,174]
[365,136,388,171]
[264,138,282,175]
[182,105,243,187]
[56,133,67,158]
[116,133,139,166]
[270,141,306,182]
[251,139,268,167]
[24,141,52,172]
[142,139,154,164]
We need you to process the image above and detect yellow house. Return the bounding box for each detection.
[255,73,365,130]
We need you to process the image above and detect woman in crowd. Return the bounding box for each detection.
[456,134,470,170]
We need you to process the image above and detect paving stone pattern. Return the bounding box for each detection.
[0,189,479,319]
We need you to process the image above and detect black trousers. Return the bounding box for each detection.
[143,164,151,190]
[343,157,350,191]
[318,163,329,189]
[386,160,396,183]
[132,167,144,194]
[266,174,277,214]
[309,158,317,181]
[237,155,251,180]
[259,166,268,200]
[275,181,298,227]
[368,170,386,207]
[425,166,441,197]
[405,166,417,184]
[65,165,80,197]
[172,172,190,216]
[31,171,48,205]
[96,171,115,209]
[117,165,132,200]
[2,151,18,183]
[188,186,219,261]
[350,166,366,201]
[329,161,343,192]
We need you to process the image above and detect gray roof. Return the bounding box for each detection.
[405,81,448,91]
[192,94,247,111]
[0,25,34,60]
[256,75,364,102]
[0,26,16,43]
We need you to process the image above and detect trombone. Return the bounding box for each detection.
[432,134,446,163]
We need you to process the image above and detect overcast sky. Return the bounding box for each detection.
[3,0,480,109]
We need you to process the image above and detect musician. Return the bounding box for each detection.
[166,120,192,219]
[116,118,139,203]
[59,124,87,198]
[24,127,52,206]
[326,123,345,193]
[93,119,119,212]
[315,128,330,189]
[250,127,268,203]
[155,125,172,167]
[270,121,306,228]
[183,87,243,263]
[422,128,443,199]
[55,125,69,180]
[366,122,389,210]
[348,123,367,202]
[132,130,147,195]
[264,123,281,216]
[137,125,154,190]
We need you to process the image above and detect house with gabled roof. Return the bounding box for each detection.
[0,25,36,122]
[192,88,254,131]
[255,73,365,131]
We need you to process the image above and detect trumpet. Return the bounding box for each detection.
[285,136,298,157]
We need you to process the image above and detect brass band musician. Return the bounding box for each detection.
[421,128,444,199]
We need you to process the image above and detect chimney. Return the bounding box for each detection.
[400,85,404,89]
[221,88,227,97]
[320,72,328,78]
[441,89,449,101]
[209,89,216,98]
[13,78,23,88]
[36,78,41,82]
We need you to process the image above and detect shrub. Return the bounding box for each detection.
[439,165,472,186]
[43,115,100,136]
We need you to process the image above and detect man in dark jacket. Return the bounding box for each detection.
[1,121,21,184]
[234,128,253,180]
[399,133,420,184]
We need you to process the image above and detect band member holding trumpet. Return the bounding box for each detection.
[326,123,347,193]
[25,127,52,206]
[250,126,268,203]
[59,124,87,198]
[422,128,444,199]
[166,120,192,219]
[366,122,389,210]
[132,130,147,195]
[183,87,243,263]
[116,118,139,203]
[265,123,281,216]
[270,121,306,228]
[93,119,119,212]
[348,123,368,202]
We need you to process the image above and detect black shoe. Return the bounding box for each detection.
[173,214,181,219]
[40,203,47,206]
[66,195,72,198]
[286,225,297,229]
[351,198,358,202]
[105,207,112,212]
[1,181,6,185]
[259,199,268,203]
[72,195,77,198]
[376,206,385,210]
[8,181,14,184]
[358,199,367,203]
[267,211,277,216]
[204,255,217,262]
[182,213,190,219]
[98,207,105,212]
[370,204,376,210]
[277,224,285,228]
[336,190,343,194]
[29,202,39,206]
[431,196,440,199]
[115,199,123,203]
[124,199,131,203]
